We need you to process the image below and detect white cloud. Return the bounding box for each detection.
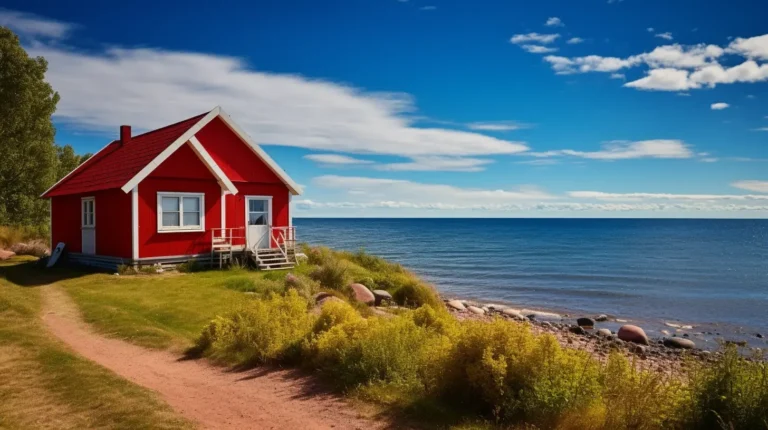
[375,156,494,172]
[566,37,584,44]
[655,32,673,41]
[624,68,698,91]
[647,27,655,33]
[522,45,558,54]
[727,34,768,60]
[543,54,642,74]
[731,180,768,193]
[419,6,437,11]
[531,140,693,160]
[0,9,74,39]
[568,191,768,201]
[304,154,374,165]
[312,175,555,205]
[610,73,626,80]
[466,121,525,131]
[545,17,564,27]
[30,45,530,158]
[642,44,724,69]
[711,102,729,110]
[510,33,560,44]
[689,60,768,87]
[755,127,768,132]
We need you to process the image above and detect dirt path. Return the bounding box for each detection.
[40,285,387,430]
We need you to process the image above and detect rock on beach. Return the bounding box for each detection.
[664,337,695,349]
[577,317,595,328]
[348,283,375,306]
[372,289,392,306]
[467,306,485,315]
[447,300,466,311]
[618,325,649,345]
[502,308,526,321]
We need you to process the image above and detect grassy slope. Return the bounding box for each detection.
[0,257,190,429]
[60,270,252,350]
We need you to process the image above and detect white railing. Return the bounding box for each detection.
[270,226,296,262]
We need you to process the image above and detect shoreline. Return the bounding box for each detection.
[438,294,766,368]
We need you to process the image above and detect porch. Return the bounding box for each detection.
[210,226,297,270]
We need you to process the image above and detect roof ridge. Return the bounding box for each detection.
[128,112,208,140]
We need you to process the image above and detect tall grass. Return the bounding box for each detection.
[196,284,768,429]
[0,225,49,256]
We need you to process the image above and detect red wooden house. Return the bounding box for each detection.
[42,106,302,270]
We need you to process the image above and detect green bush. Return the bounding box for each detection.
[197,290,314,364]
[0,225,48,249]
[310,260,349,291]
[176,260,204,273]
[392,281,442,309]
[684,346,768,430]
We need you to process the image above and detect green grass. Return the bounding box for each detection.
[0,257,190,429]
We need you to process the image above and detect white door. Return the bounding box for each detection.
[81,197,96,255]
[246,197,271,250]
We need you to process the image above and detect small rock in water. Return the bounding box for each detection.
[597,328,612,337]
[618,325,650,345]
[664,337,695,349]
[595,314,608,322]
[446,300,466,311]
[756,333,764,339]
[577,317,595,328]
[467,306,485,315]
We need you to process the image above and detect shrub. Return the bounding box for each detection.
[312,299,362,334]
[197,290,314,365]
[348,249,404,274]
[392,281,443,309]
[684,345,768,430]
[9,240,49,257]
[222,276,285,296]
[285,273,320,301]
[0,225,48,249]
[310,260,349,291]
[176,260,204,273]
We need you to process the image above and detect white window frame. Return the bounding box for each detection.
[156,192,205,233]
[81,197,95,228]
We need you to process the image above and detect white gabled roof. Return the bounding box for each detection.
[120,106,302,195]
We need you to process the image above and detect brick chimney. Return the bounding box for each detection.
[120,125,131,145]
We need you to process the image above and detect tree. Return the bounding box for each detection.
[0,27,60,226]
[56,145,92,181]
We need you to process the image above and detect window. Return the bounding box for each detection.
[248,198,269,226]
[81,198,95,228]
[157,192,204,232]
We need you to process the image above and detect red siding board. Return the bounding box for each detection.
[196,117,283,184]
[50,189,132,258]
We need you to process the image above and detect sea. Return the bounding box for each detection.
[295,218,768,348]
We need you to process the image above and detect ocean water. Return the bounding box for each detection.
[295,218,768,343]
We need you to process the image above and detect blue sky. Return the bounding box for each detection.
[2,0,768,217]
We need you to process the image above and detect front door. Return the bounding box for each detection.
[81,197,95,255]
[245,196,271,250]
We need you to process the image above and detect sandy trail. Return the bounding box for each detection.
[41,285,386,430]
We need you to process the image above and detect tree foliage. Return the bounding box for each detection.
[0,27,59,226]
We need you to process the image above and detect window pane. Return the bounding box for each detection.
[162,212,180,227]
[88,213,94,226]
[183,212,200,226]
[83,212,88,225]
[249,199,265,212]
[248,213,266,226]
[161,197,179,211]
[183,197,200,212]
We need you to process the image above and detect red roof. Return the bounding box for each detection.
[44,113,207,198]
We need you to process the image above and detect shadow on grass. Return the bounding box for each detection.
[0,257,104,287]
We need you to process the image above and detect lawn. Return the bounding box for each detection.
[0,257,190,429]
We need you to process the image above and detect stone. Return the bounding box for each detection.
[314,292,333,303]
[632,344,647,355]
[597,328,612,337]
[520,309,562,320]
[348,283,375,305]
[317,295,343,306]
[664,337,695,349]
[502,308,526,321]
[372,289,393,306]
[0,250,15,261]
[285,273,301,287]
[618,325,650,345]
[595,314,608,322]
[467,306,485,315]
[569,325,587,335]
[447,300,466,311]
[577,317,595,328]
[756,333,764,339]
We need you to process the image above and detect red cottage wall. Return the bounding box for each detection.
[137,143,223,258]
[50,188,131,258]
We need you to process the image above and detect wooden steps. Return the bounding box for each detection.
[251,247,295,270]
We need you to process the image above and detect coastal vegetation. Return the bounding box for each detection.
[1,249,766,429]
